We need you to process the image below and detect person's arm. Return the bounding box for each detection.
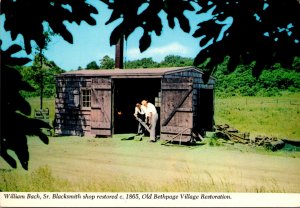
[148,112,152,127]
[148,112,152,121]
[141,105,147,121]
[134,107,138,118]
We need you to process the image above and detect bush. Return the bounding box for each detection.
[214,60,300,97]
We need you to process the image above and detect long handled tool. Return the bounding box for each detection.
[134,116,150,133]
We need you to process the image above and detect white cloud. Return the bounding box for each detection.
[126,42,190,61]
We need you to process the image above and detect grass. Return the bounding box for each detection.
[4,93,297,192]
[215,92,300,140]
[0,165,287,192]
[0,165,234,192]
[26,92,300,140]
[1,135,300,192]
[26,97,56,124]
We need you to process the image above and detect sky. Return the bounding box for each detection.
[1,1,229,71]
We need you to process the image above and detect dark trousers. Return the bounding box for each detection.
[137,113,146,135]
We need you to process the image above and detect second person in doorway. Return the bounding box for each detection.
[133,103,146,136]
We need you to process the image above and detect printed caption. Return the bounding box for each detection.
[4,193,232,201]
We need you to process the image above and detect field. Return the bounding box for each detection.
[215,92,300,140]
[0,93,300,192]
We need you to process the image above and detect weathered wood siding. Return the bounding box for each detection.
[160,77,194,142]
[55,76,92,136]
[55,76,113,137]
[161,68,215,142]
[90,77,112,136]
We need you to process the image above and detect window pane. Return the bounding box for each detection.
[81,89,91,107]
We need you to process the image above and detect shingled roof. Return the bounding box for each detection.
[58,66,203,78]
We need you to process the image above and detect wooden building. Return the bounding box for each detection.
[55,67,215,142]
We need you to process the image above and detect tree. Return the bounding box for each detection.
[2,0,98,54]
[32,54,53,109]
[103,0,300,81]
[32,31,56,109]
[124,55,193,68]
[1,0,99,170]
[125,57,158,68]
[18,57,65,99]
[99,55,115,69]
[160,55,193,67]
[86,61,100,69]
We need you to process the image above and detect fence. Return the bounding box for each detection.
[215,98,300,106]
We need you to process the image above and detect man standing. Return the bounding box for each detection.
[142,100,158,142]
[133,103,146,135]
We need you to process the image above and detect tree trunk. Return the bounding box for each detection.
[39,49,44,110]
[40,74,43,109]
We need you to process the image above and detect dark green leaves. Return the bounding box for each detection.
[163,0,194,32]
[1,0,99,54]
[1,66,52,170]
[1,44,31,66]
[193,0,300,82]
[1,0,98,170]
[1,46,51,170]
[140,32,151,53]
[193,19,224,47]
[103,0,194,53]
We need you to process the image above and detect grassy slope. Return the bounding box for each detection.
[1,135,300,192]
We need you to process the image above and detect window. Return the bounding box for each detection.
[68,89,80,108]
[81,89,91,108]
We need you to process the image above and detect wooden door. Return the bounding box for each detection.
[91,77,112,136]
[160,77,194,142]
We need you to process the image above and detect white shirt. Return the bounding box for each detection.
[144,102,157,117]
[134,106,145,116]
[140,105,147,115]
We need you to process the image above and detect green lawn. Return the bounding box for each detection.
[215,92,300,140]
[26,97,56,124]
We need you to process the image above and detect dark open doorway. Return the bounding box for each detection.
[198,88,214,131]
[113,78,161,134]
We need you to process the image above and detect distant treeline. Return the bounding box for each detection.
[213,57,300,97]
[18,55,299,98]
[82,55,194,69]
